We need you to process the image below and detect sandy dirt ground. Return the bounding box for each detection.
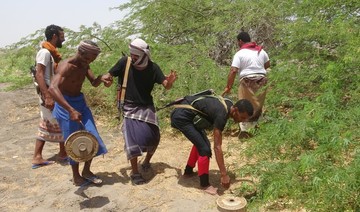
[0,83,251,212]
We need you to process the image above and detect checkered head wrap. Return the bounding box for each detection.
[78,40,101,55]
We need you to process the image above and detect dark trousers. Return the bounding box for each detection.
[171,107,212,187]
[170,107,211,158]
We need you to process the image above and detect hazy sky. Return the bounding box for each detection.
[0,0,129,47]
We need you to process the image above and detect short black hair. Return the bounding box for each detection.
[234,99,254,116]
[45,25,63,41]
[237,31,251,43]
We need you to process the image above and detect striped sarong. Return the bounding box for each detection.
[122,103,160,160]
[37,96,64,142]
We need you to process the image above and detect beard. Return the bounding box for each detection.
[56,39,63,48]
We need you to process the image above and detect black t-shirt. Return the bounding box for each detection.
[185,95,233,131]
[109,56,166,105]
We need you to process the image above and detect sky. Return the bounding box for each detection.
[0,0,129,48]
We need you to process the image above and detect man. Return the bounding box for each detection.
[170,95,253,195]
[223,31,270,138]
[49,40,112,186]
[102,38,177,185]
[32,24,67,169]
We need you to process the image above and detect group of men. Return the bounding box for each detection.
[31,24,270,194]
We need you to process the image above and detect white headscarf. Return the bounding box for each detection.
[129,38,151,70]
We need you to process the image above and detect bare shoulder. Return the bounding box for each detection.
[57,59,77,74]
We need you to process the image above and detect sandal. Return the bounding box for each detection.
[130,173,146,185]
[84,175,103,185]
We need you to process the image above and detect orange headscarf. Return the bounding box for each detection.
[41,41,62,64]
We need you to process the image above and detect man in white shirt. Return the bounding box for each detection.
[31,25,66,169]
[223,31,270,138]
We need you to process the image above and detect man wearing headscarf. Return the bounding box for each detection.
[31,24,67,169]
[49,40,112,187]
[223,31,270,139]
[103,38,177,185]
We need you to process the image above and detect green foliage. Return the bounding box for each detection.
[1,0,359,210]
[0,47,34,90]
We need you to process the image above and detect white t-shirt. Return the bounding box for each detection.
[231,48,269,79]
[36,48,54,86]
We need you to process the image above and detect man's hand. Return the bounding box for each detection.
[43,95,55,110]
[101,74,113,87]
[221,174,231,189]
[166,70,177,84]
[222,86,231,97]
[69,109,82,122]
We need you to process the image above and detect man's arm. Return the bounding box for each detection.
[264,60,270,69]
[213,128,230,188]
[35,63,54,109]
[222,67,238,96]
[86,68,100,87]
[48,64,81,122]
[87,70,113,87]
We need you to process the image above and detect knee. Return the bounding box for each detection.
[198,147,211,158]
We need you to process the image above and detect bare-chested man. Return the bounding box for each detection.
[49,40,113,187]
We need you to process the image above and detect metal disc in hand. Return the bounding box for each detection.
[216,195,247,212]
[65,130,99,163]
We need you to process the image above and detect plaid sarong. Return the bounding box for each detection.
[122,103,160,160]
[123,102,159,126]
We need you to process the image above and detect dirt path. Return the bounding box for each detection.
[0,83,248,211]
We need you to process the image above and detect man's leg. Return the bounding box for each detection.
[142,152,153,172]
[183,145,198,177]
[82,159,92,176]
[130,157,146,185]
[198,155,217,195]
[58,142,67,160]
[72,163,88,186]
[130,157,139,174]
[174,123,216,194]
[32,139,48,164]
[81,159,102,184]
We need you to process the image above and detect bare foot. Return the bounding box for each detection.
[203,185,218,195]
[32,157,55,167]
[73,177,89,187]
[32,157,48,165]
[57,152,68,160]
[81,170,95,178]
[31,160,55,169]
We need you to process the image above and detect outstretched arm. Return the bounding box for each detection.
[86,69,113,87]
[213,128,230,189]
[162,70,177,90]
